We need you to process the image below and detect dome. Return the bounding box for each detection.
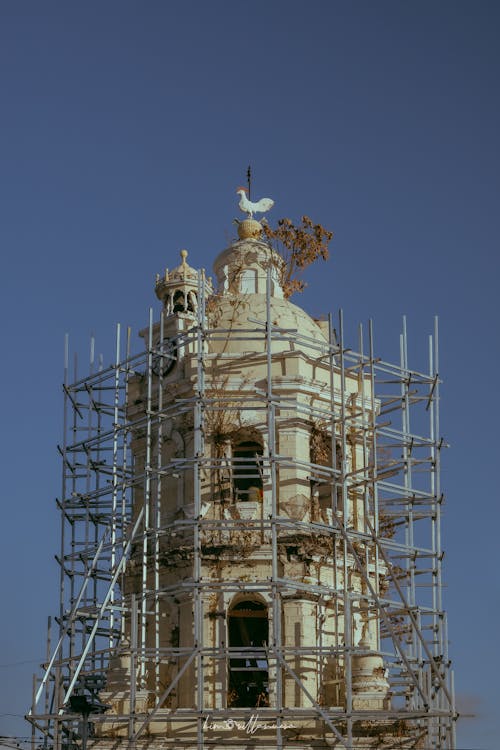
[210,236,328,356]
[210,294,328,356]
[168,249,198,282]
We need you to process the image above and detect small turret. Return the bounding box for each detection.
[155,249,212,316]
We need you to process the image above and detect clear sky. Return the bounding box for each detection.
[0,2,498,748]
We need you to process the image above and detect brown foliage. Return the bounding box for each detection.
[310,420,332,466]
[262,215,333,298]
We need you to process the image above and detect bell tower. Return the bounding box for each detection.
[28,199,457,750]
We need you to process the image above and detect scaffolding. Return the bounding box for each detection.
[27,263,457,750]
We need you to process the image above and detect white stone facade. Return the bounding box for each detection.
[98,226,396,747]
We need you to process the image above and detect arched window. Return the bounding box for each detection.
[240,268,257,294]
[228,600,269,708]
[233,440,263,502]
[186,290,197,312]
[173,289,185,312]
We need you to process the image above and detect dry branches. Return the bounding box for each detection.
[262,215,333,298]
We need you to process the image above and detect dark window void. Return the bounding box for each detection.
[233,441,263,502]
[228,601,269,708]
[173,290,185,313]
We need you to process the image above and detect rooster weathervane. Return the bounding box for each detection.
[235,164,274,220]
[236,166,274,219]
[236,187,274,218]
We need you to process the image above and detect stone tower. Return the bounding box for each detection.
[28,207,457,750]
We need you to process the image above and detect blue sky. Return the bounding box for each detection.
[0,2,498,748]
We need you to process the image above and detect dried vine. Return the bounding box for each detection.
[262,215,333,298]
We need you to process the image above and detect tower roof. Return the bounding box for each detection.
[155,249,212,315]
[211,229,329,352]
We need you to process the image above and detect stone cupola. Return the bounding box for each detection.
[213,218,285,299]
[155,249,212,316]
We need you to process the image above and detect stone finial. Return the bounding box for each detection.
[237,218,263,240]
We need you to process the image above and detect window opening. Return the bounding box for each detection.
[186,290,197,312]
[233,441,263,502]
[173,290,185,312]
[240,268,257,294]
[228,601,269,708]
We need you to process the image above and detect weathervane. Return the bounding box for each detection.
[236,173,274,219]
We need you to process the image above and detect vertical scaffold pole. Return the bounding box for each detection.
[54,334,70,750]
[338,310,353,750]
[110,323,121,649]
[141,309,154,687]
[266,268,282,750]
[195,270,206,749]
[368,320,381,651]
[121,326,132,645]
[328,313,341,673]
[129,593,138,745]
[153,310,165,696]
